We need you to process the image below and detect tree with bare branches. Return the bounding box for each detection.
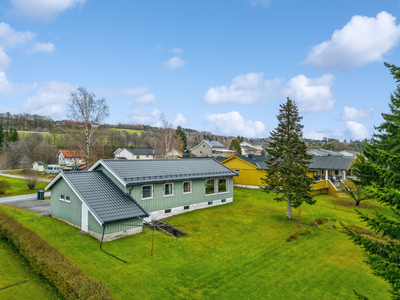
[156,114,181,159]
[66,87,109,168]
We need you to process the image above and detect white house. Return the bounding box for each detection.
[57,150,85,165]
[240,141,262,156]
[114,146,154,160]
[32,161,44,172]
[190,140,235,158]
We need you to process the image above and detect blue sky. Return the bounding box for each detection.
[0,0,399,140]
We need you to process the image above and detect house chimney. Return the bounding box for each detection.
[130,145,134,149]
[183,150,190,158]
[261,150,266,158]
[248,154,253,159]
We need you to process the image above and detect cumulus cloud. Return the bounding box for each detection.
[203,111,266,137]
[0,22,36,49]
[0,70,16,95]
[129,109,163,127]
[303,11,400,71]
[120,86,157,105]
[0,47,11,70]
[345,121,370,140]
[172,113,187,127]
[203,72,335,112]
[21,81,75,117]
[303,128,344,140]
[31,42,55,53]
[165,56,185,70]
[341,106,375,121]
[172,47,182,53]
[9,0,86,20]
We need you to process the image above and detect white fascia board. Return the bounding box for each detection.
[45,172,63,190]
[89,160,127,187]
[189,140,207,152]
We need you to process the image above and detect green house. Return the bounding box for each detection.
[45,159,237,241]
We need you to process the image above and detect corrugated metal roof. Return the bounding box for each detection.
[95,158,238,186]
[62,171,149,225]
[124,147,154,155]
[206,141,226,148]
[308,156,356,171]
[307,149,343,157]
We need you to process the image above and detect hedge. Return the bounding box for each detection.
[0,209,112,300]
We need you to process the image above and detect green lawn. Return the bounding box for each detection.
[0,188,392,299]
[110,128,142,135]
[0,176,48,198]
[0,239,61,300]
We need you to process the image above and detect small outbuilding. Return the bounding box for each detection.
[32,161,45,172]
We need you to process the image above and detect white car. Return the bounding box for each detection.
[44,165,61,174]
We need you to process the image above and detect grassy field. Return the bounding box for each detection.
[110,128,142,135]
[2,170,57,180]
[0,188,391,300]
[0,176,48,198]
[0,239,61,300]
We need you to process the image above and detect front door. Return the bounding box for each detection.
[81,204,88,232]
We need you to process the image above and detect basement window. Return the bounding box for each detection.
[208,201,213,205]
[165,209,172,214]
[184,205,190,210]
[221,199,226,203]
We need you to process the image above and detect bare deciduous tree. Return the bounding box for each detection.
[156,114,182,159]
[24,169,39,190]
[66,87,109,168]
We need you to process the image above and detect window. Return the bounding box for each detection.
[205,179,215,195]
[184,205,190,210]
[59,194,70,203]
[221,199,226,203]
[234,169,240,173]
[65,195,71,203]
[218,179,227,193]
[59,194,65,201]
[142,185,153,199]
[164,183,173,196]
[208,201,213,205]
[165,209,171,213]
[146,155,149,157]
[203,144,205,147]
[183,181,192,194]
[136,155,140,159]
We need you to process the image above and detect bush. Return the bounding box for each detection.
[315,216,328,225]
[0,180,11,194]
[286,230,312,242]
[23,169,39,190]
[0,210,112,300]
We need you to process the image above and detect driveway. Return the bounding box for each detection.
[0,192,51,204]
[6,199,51,214]
[0,171,52,182]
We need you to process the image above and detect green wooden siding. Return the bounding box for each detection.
[88,214,142,234]
[94,165,127,193]
[133,178,233,212]
[50,178,82,227]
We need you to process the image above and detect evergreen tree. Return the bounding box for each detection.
[345,63,400,299]
[262,98,315,220]
[229,139,242,155]
[10,128,18,142]
[176,126,187,151]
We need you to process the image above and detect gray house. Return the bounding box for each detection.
[45,159,237,241]
[190,140,235,158]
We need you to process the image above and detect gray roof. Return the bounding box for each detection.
[232,155,269,169]
[125,147,154,155]
[93,159,238,186]
[206,141,226,148]
[34,161,44,165]
[308,156,356,171]
[307,149,343,157]
[52,171,149,225]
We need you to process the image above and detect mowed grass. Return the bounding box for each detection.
[110,128,142,135]
[0,240,61,300]
[0,175,48,198]
[0,188,392,300]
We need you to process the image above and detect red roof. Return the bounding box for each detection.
[60,150,85,158]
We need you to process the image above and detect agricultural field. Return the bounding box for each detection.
[0,176,48,198]
[110,128,142,135]
[0,188,391,299]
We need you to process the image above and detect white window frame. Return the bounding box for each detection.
[142,185,154,200]
[65,195,71,203]
[59,193,65,201]
[163,182,174,197]
[218,178,229,194]
[183,181,192,194]
[205,179,216,196]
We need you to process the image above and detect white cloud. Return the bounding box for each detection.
[0,47,11,70]
[172,113,187,127]
[203,111,266,137]
[341,106,375,121]
[0,22,35,49]
[9,0,86,19]
[0,70,15,95]
[129,109,163,126]
[249,0,273,7]
[203,72,335,112]
[165,56,185,70]
[22,81,75,117]
[303,129,344,140]
[172,47,182,53]
[282,74,335,112]
[345,121,370,140]
[120,86,157,105]
[304,11,400,71]
[31,42,55,53]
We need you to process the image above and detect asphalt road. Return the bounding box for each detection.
[0,192,51,204]
[0,171,52,182]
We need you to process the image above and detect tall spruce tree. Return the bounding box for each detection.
[345,63,400,299]
[262,98,315,219]
[176,126,187,151]
[229,139,242,155]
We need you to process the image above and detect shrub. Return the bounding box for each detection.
[0,210,112,300]
[23,169,39,190]
[315,216,328,225]
[286,230,312,242]
[0,180,11,194]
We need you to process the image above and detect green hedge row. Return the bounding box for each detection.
[0,210,112,300]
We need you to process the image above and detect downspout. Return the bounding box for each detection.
[100,225,127,263]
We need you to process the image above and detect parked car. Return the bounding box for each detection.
[45,165,61,174]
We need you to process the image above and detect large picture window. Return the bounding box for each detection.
[218,178,227,193]
[183,181,192,194]
[164,183,173,197]
[205,179,215,195]
[142,185,153,199]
